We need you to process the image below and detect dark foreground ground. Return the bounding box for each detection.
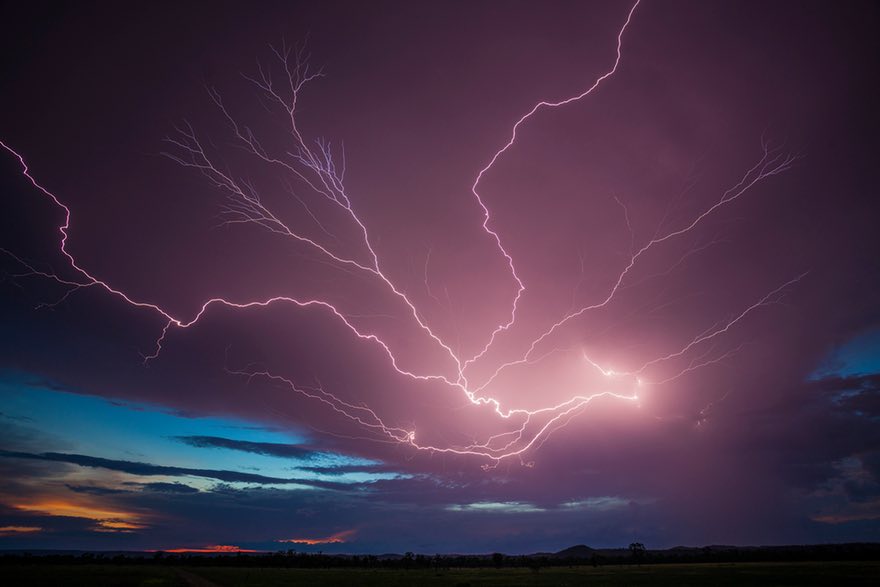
[2,561,879,586]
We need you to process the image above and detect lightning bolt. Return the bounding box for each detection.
[1,0,804,464]
[461,0,642,372]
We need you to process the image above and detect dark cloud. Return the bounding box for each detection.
[0,450,357,491]
[135,482,201,494]
[0,411,33,423]
[65,484,130,496]
[66,481,205,497]
[174,435,321,460]
[297,464,396,476]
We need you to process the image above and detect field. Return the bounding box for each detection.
[1,561,878,586]
[1,564,186,586]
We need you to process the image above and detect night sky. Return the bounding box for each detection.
[1,0,879,554]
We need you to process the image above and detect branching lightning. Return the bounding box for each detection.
[1,0,805,465]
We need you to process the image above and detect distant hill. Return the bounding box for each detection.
[553,544,594,558]
[2,542,879,567]
[546,542,880,562]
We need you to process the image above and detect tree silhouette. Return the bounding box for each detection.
[629,542,646,564]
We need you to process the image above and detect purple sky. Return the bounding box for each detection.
[1,0,879,553]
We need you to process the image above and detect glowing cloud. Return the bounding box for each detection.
[279,529,357,545]
[447,502,545,514]
[13,500,146,532]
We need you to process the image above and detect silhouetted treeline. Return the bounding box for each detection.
[2,543,879,569]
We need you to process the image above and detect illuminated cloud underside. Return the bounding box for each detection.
[278,529,357,545]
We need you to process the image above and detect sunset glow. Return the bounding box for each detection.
[159,545,260,553]
[13,501,146,532]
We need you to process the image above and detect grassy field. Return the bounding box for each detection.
[1,564,186,586]
[2,561,878,586]
[191,562,880,586]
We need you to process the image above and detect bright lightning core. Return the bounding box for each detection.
[0,0,804,467]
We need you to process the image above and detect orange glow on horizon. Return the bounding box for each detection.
[278,529,357,545]
[156,545,260,553]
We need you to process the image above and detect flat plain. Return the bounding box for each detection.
[2,561,879,586]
